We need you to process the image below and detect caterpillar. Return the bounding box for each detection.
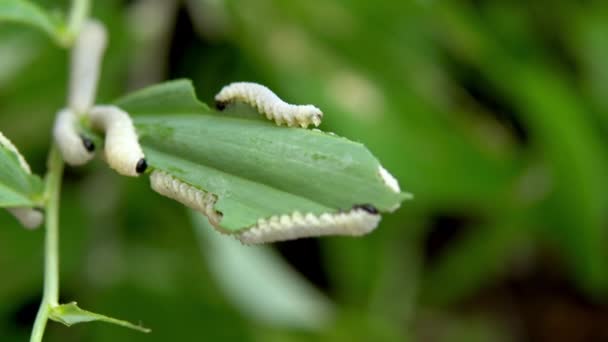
[89,105,147,177]
[150,171,222,226]
[68,20,108,115]
[237,206,381,244]
[53,108,96,166]
[214,82,323,128]
[0,132,44,229]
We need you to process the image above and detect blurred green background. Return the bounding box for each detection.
[2,0,608,341]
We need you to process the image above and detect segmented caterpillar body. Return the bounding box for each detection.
[237,207,381,244]
[68,20,107,115]
[89,105,147,177]
[53,108,95,166]
[0,132,43,229]
[150,171,222,226]
[215,82,323,128]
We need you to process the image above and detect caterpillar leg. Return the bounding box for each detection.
[214,82,323,128]
[89,105,146,177]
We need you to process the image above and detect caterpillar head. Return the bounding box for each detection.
[299,105,323,127]
[136,158,148,174]
[215,100,228,111]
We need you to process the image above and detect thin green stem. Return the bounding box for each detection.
[63,0,91,45]
[30,145,64,342]
[30,2,90,340]
[30,304,49,342]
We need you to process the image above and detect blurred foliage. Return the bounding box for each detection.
[1,0,608,341]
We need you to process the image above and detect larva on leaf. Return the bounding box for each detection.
[118,80,410,244]
[89,105,147,177]
[214,82,323,128]
[150,171,222,226]
[53,108,95,166]
[0,132,44,229]
[148,170,380,244]
[237,206,381,244]
[68,20,108,115]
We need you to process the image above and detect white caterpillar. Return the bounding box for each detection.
[53,108,95,166]
[150,171,222,226]
[0,132,44,229]
[55,20,107,167]
[89,105,147,177]
[68,20,108,115]
[215,82,323,128]
[237,205,381,244]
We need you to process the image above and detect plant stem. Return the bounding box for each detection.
[65,0,91,45]
[30,145,64,342]
[30,1,90,340]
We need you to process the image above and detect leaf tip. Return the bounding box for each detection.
[49,301,151,333]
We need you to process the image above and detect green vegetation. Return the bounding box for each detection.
[1,0,607,341]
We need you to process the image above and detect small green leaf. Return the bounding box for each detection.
[115,80,410,240]
[49,302,150,333]
[0,134,43,207]
[0,0,65,44]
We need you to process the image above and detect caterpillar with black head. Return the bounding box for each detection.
[0,132,43,229]
[215,82,323,128]
[53,108,95,166]
[89,105,147,177]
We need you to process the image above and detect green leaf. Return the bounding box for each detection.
[0,0,65,44]
[116,80,409,239]
[137,116,406,228]
[49,302,150,333]
[0,134,43,207]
